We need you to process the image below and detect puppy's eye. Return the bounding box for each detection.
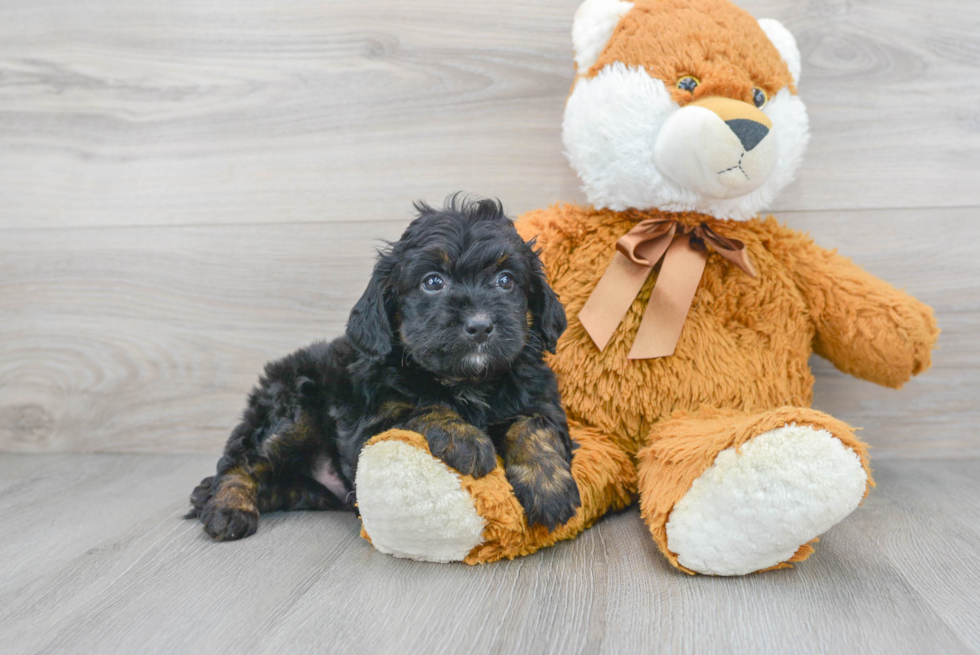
[676,76,699,93]
[752,87,768,108]
[496,272,514,290]
[421,274,445,292]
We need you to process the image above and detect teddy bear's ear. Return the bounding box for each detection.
[572,0,634,75]
[758,18,801,85]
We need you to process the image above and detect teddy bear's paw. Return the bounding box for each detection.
[356,437,486,563]
[664,423,868,575]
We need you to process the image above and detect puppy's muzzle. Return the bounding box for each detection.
[654,96,779,200]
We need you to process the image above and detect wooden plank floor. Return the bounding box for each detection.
[1,454,978,655]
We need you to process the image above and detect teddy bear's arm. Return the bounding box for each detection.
[769,224,939,389]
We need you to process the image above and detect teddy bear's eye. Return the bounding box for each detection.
[676,76,699,93]
[752,87,768,108]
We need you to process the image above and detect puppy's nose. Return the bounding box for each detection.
[464,314,494,343]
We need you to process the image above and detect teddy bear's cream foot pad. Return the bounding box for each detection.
[665,424,868,576]
[356,439,486,563]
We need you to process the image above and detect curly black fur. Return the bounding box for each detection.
[187,195,580,541]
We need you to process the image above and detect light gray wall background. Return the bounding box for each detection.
[1,0,977,457]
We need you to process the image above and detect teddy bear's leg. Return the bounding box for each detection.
[636,407,873,576]
[355,421,635,564]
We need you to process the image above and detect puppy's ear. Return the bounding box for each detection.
[347,257,395,361]
[527,242,567,354]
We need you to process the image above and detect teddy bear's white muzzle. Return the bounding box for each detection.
[654,104,779,200]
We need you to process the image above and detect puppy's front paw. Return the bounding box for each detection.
[426,424,498,479]
[507,461,581,531]
[199,500,259,541]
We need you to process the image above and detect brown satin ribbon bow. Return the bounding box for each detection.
[578,218,757,359]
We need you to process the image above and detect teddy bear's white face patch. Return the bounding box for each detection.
[654,99,780,200]
[563,63,809,220]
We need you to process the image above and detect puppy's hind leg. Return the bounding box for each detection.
[186,476,214,519]
[196,464,268,541]
[257,473,351,513]
[190,339,353,540]
[191,415,347,540]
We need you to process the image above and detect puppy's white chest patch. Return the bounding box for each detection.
[311,457,348,499]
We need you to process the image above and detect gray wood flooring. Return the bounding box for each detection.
[1,454,978,655]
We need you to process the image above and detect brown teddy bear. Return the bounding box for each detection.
[352,0,939,575]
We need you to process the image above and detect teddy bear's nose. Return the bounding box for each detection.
[687,96,773,153]
[725,119,770,152]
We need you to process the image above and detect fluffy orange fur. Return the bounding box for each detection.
[636,406,872,573]
[361,424,635,563]
[587,0,796,104]
[506,205,932,564]
[365,206,935,567]
[360,0,938,571]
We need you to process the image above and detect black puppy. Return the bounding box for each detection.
[188,196,580,541]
